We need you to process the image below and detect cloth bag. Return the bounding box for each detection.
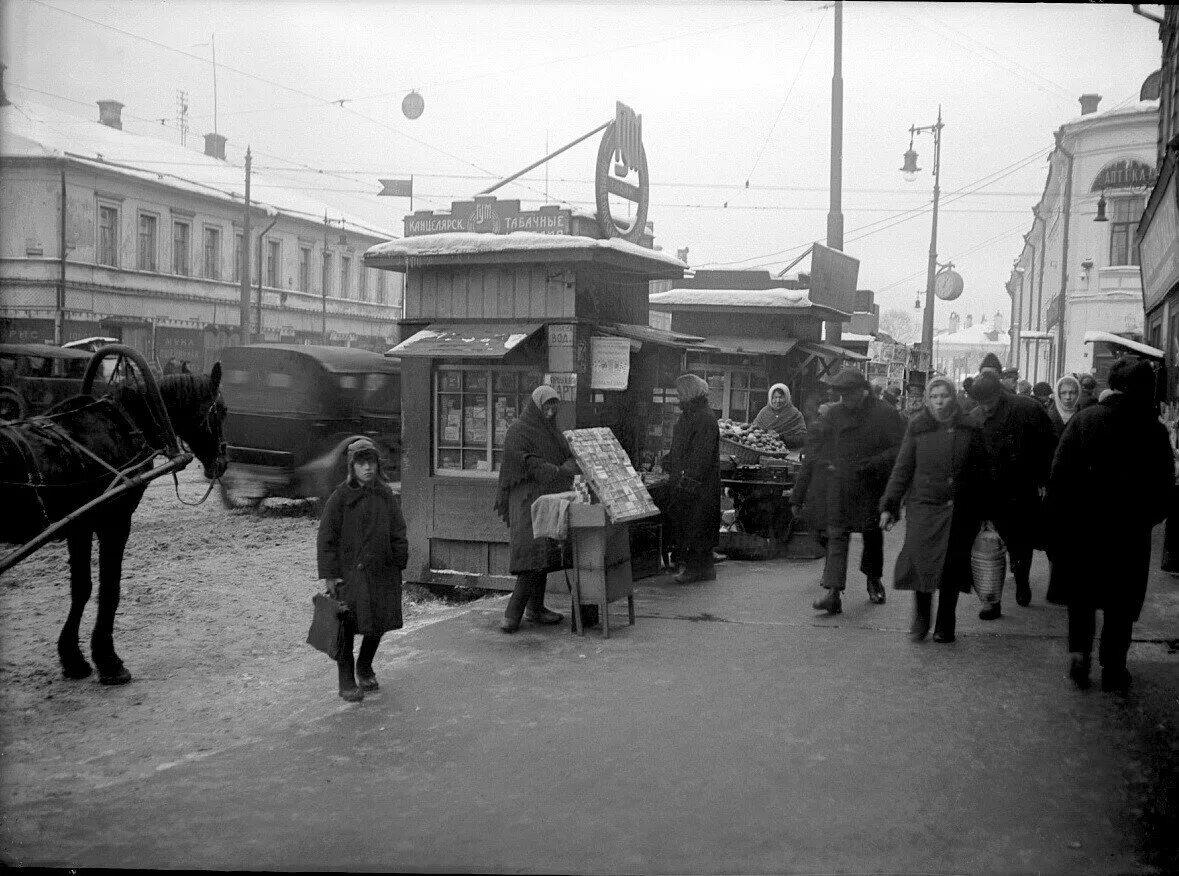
[306,592,350,660]
[970,521,1007,604]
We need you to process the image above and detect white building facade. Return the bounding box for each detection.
[0,97,404,372]
[1007,93,1158,385]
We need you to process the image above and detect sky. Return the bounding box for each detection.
[1,0,1166,331]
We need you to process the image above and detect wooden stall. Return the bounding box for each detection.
[364,201,685,591]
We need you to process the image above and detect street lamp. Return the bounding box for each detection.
[901,106,944,361]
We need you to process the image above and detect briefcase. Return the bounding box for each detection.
[307,592,350,660]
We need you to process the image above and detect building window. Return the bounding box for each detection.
[1108,196,1145,267]
[340,256,352,300]
[266,239,281,288]
[203,227,221,280]
[137,213,158,272]
[359,267,368,302]
[376,270,386,304]
[299,245,311,292]
[172,220,190,275]
[322,251,333,296]
[435,367,543,474]
[685,354,768,422]
[98,204,119,267]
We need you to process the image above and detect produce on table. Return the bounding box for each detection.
[717,418,790,455]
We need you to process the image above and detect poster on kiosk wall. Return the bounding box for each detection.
[590,336,632,390]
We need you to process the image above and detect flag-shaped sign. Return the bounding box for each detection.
[378,178,413,197]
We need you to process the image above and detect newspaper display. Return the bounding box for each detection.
[563,427,660,524]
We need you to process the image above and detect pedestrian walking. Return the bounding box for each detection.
[879,377,986,643]
[1077,373,1099,409]
[1016,379,1033,397]
[966,372,1056,618]
[792,366,905,614]
[493,385,578,633]
[665,373,721,584]
[316,438,408,702]
[1033,381,1054,411]
[1047,358,1172,692]
[752,382,808,448]
[1046,375,1080,441]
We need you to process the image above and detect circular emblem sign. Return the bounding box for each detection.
[595,110,650,244]
[934,268,964,301]
[402,91,424,120]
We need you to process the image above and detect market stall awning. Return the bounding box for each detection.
[703,336,800,356]
[1082,330,1164,360]
[387,323,543,358]
[598,322,712,350]
[796,340,869,362]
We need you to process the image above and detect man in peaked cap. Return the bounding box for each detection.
[791,366,906,614]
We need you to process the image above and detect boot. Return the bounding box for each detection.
[1100,666,1131,693]
[979,602,1002,621]
[867,577,886,605]
[1015,573,1031,607]
[500,615,521,634]
[910,593,932,641]
[337,658,363,702]
[524,606,563,624]
[813,589,842,615]
[356,636,380,691]
[1068,652,1091,690]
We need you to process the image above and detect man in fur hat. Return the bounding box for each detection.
[792,366,905,613]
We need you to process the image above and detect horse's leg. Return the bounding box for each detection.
[91,515,133,685]
[58,528,95,679]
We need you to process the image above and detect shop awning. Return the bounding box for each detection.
[1082,330,1164,360]
[796,340,869,362]
[388,323,543,358]
[703,336,800,357]
[598,322,712,350]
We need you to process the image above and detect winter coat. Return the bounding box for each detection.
[317,479,408,635]
[880,407,986,593]
[967,391,1055,531]
[1046,404,1073,442]
[1047,393,1172,619]
[792,395,905,532]
[665,395,721,555]
[496,400,575,575]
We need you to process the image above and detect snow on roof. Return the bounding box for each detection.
[364,231,687,268]
[1,100,398,240]
[1082,330,1164,359]
[1061,100,1158,130]
[934,322,1009,346]
[649,288,815,309]
[840,332,876,343]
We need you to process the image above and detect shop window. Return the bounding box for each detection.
[435,366,542,475]
[685,354,768,423]
[97,203,119,267]
[203,227,221,280]
[1108,196,1144,267]
[137,212,158,272]
[172,220,190,275]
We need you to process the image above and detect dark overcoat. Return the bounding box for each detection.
[317,479,408,634]
[967,391,1056,539]
[1047,393,1172,618]
[665,395,721,554]
[880,407,986,593]
[1046,404,1072,442]
[793,395,905,532]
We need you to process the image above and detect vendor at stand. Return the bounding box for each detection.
[751,383,808,449]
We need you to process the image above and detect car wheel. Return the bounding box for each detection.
[0,390,26,423]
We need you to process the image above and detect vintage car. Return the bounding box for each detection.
[0,343,95,422]
[218,344,401,507]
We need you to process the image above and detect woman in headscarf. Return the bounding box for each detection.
[1046,374,1080,442]
[493,385,580,634]
[665,374,721,583]
[879,377,987,643]
[751,382,808,449]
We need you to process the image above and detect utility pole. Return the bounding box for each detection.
[255,216,278,344]
[55,167,66,345]
[919,107,944,357]
[322,212,330,345]
[825,0,845,344]
[239,147,252,343]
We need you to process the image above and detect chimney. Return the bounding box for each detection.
[948,312,960,333]
[203,132,227,161]
[0,64,9,108]
[965,314,974,329]
[97,100,124,129]
[1079,93,1102,115]
[994,311,1004,332]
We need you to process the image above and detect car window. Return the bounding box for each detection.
[62,358,89,378]
[338,375,360,390]
[266,372,293,388]
[224,369,251,385]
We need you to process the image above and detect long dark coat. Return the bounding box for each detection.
[1047,393,1172,618]
[792,396,905,532]
[665,394,720,555]
[880,407,986,593]
[496,401,575,575]
[317,479,408,635]
[967,391,1056,540]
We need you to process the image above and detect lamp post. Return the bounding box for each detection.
[901,106,944,360]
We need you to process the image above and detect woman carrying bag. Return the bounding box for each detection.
[879,377,987,643]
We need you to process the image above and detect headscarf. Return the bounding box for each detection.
[1053,375,1080,426]
[924,376,959,423]
[493,384,571,524]
[675,373,709,401]
[752,382,807,442]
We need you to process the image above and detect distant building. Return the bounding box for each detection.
[1006,91,1158,384]
[0,94,404,371]
[932,311,1010,381]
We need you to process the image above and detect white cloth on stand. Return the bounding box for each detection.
[531,491,579,541]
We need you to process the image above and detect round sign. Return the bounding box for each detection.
[402,91,424,120]
[594,121,650,243]
[934,268,964,301]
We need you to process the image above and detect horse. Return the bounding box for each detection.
[0,360,227,684]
